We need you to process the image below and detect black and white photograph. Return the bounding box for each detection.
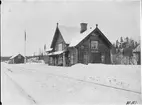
[1,0,141,105]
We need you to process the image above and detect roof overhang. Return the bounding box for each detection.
[46,48,53,52]
[47,51,65,56]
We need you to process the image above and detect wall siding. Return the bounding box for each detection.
[54,33,66,51]
[13,55,25,64]
[77,32,111,64]
[68,47,78,65]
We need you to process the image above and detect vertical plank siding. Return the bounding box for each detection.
[76,32,111,64]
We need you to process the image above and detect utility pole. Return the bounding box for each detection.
[24,30,26,63]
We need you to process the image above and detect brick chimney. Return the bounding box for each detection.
[80,23,87,33]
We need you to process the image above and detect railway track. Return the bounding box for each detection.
[4,66,141,95]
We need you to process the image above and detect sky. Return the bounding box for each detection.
[1,0,141,56]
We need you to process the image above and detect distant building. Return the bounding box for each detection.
[133,45,141,65]
[1,56,11,62]
[9,53,25,64]
[46,23,112,66]
[43,48,52,64]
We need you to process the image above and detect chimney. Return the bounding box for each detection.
[80,23,87,33]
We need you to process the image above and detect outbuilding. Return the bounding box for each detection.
[9,53,25,64]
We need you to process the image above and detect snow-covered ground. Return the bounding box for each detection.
[1,63,35,105]
[1,62,142,105]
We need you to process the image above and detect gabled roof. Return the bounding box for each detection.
[10,53,25,59]
[50,24,79,48]
[69,28,94,47]
[58,25,80,44]
[50,27,59,48]
[70,26,112,48]
[50,23,112,48]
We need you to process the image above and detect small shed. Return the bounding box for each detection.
[133,45,141,65]
[9,54,25,64]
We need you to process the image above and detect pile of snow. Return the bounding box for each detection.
[27,57,38,63]
[27,58,45,64]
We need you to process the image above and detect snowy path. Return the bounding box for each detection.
[1,64,36,105]
[1,63,142,105]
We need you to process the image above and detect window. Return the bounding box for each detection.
[58,43,63,51]
[91,41,98,50]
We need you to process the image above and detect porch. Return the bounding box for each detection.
[48,50,70,66]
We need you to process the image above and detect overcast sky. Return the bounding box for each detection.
[1,0,140,56]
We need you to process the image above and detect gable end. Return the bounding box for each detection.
[75,27,112,48]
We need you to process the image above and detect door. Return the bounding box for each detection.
[79,51,88,64]
[91,52,101,63]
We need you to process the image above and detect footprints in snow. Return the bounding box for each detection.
[86,76,130,89]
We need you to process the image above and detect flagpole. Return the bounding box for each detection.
[24,31,26,63]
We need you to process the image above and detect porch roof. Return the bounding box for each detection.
[46,48,53,52]
[47,50,65,56]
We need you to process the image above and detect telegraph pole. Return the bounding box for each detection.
[24,30,26,63]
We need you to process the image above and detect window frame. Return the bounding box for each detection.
[91,40,99,50]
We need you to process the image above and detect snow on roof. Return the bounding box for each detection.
[58,25,80,44]
[46,48,53,52]
[133,45,141,52]
[48,50,65,56]
[58,25,95,47]
[69,28,94,47]
[57,24,111,47]
[10,53,25,59]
